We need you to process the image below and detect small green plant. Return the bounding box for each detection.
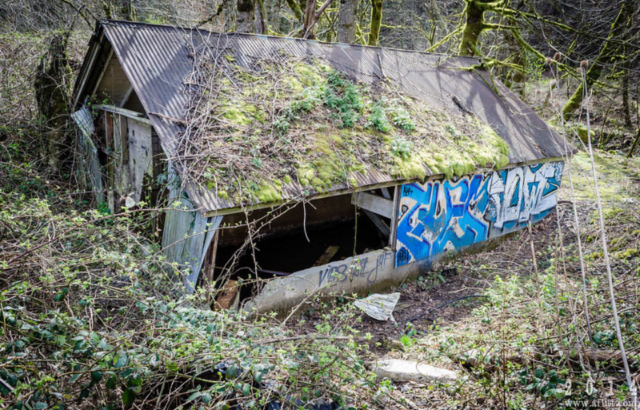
[390,135,413,159]
[387,104,415,132]
[366,102,391,132]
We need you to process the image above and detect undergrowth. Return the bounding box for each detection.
[0,154,384,409]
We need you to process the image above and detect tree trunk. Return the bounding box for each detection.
[237,0,256,33]
[337,0,358,44]
[502,30,525,98]
[562,6,625,120]
[120,0,136,21]
[255,0,267,33]
[34,34,71,173]
[285,0,304,23]
[368,0,383,46]
[458,0,485,56]
[223,0,238,31]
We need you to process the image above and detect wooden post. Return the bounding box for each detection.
[388,185,401,251]
[205,230,220,304]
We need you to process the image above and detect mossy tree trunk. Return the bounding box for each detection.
[337,0,358,44]
[255,0,267,33]
[621,0,634,128]
[458,0,488,56]
[223,0,238,31]
[562,6,625,120]
[367,0,383,46]
[34,33,71,173]
[120,0,136,21]
[237,0,256,33]
[503,29,525,97]
[285,0,304,24]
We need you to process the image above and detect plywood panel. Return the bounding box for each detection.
[127,120,153,202]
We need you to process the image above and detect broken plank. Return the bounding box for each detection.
[215,280,240,311]
[313,246,340,266]
[364,209,390,237]
[351,192,393,219]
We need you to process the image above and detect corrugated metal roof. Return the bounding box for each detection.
[95,20,568,214]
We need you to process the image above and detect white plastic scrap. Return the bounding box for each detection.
[354,292,401,321]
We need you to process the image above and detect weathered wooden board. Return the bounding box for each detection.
[352,192,394,219]
[127,120,153,203]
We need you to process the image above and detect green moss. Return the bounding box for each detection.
[292,63,326,87]
[614,248,639,260]
[218,190,229,201]
[222,106,251,125]
[189,56,517,205]
[256,184,282,203]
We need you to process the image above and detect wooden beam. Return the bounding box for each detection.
[363,209,390,237]
[73,41,102,109]
[119,86,134,108]
[96,105,152,125]
[351,192,393,219]
[90,48,114,97]
[313,246,339,266]
[388,185,401,250]
[203,179,403,218]
[205,230,220,305]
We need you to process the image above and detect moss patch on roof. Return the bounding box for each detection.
[179,49,510,206]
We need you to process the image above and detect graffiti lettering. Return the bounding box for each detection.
[396,162,564,267]
[318,251,393,287]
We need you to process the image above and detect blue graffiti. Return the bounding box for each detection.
[396,162,564,267]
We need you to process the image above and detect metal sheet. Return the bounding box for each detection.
[93,20,571,214]
[161,166,223,292]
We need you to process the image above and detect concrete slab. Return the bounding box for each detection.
[373,359,458,383]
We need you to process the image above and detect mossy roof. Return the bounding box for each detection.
[86,20,570,213]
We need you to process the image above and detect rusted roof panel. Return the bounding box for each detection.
[98,20,568,214]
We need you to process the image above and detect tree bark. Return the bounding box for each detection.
[337,0,358,44]
[368,0,383,46]
[459,0,486,56]
[237,0,256,33]
[34,34,71,172]
[562,6,625,120]
[285,0,304,23]
[255,0,267,33]
[223,0,238,32]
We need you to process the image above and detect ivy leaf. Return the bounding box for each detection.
[106,375,117,390]
[54,288,68,302]
[225,364,238,379]
[242,383,251,396]
[187,392,201,402]
[122,388,136,407]
[114,352,128,368]
[201,393,212,404]
[90,370,103,383]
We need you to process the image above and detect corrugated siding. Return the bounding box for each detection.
[101,20,568,214]
[71,106,104,203]
[162,167,223,292]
